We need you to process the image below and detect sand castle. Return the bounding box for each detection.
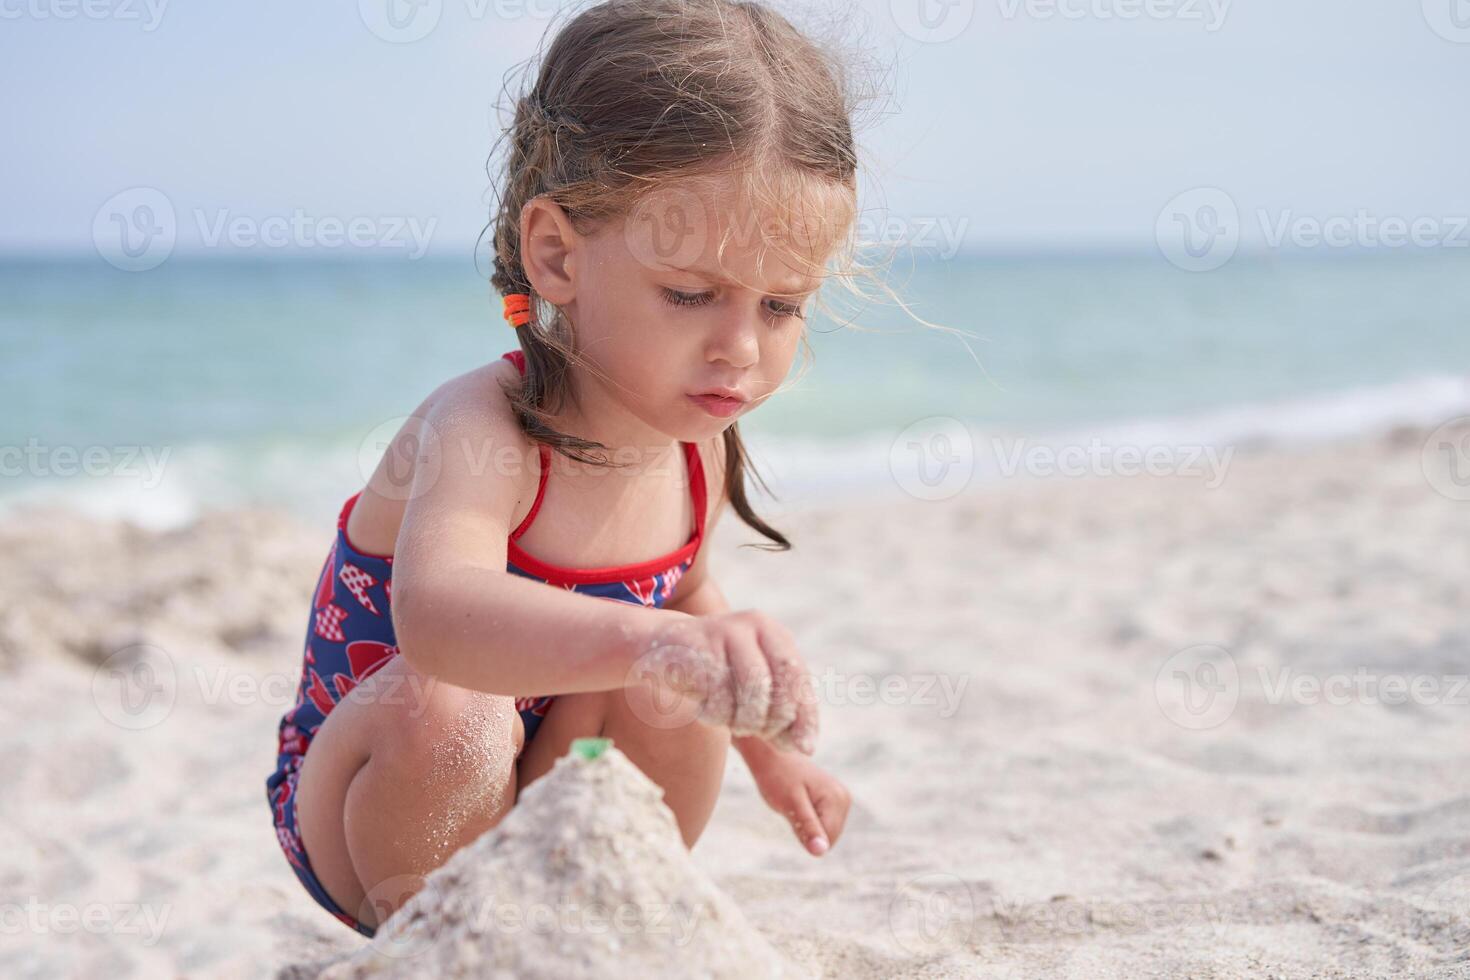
[319,739,795,979]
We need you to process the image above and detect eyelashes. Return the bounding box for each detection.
[658,287,805,320]
[660,287,715,309]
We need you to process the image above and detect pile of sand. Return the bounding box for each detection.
[318,742,796,979]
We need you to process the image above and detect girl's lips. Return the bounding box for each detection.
[688,393,747,418]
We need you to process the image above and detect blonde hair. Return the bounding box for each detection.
[486,0,886,551]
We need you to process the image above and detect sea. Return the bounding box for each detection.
[3,249,1468,529]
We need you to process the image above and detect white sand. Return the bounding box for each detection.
[2,426,1468,978]
[316,745,792,979]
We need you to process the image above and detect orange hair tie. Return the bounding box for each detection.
[502,292,532,328]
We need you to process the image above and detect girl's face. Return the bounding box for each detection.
[539,173,849,448]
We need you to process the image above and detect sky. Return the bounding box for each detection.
[3,0,1468,256]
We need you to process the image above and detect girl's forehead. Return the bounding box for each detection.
[613,169,853,284]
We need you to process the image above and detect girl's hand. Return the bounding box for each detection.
[746,745,851,856]
[635,610,819,755]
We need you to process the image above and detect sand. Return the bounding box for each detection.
[314,743,793,979]
[2,424,1468,977]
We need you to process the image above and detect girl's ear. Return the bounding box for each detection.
[519,197,579,306]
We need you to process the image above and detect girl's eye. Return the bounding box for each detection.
[765,299,806,320]
[660,287,715,309]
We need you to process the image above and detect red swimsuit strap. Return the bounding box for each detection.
[499,350,708,583]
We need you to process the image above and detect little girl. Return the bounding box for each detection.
[267,0,863,937]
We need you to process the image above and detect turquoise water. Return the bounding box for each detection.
[3,250,1469,524]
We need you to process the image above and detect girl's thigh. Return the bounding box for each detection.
[293,655,524,929]
[515,686,730,847]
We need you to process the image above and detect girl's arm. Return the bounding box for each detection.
[665,571,790,766]
[385,368,688,696]
[666,563,850,856]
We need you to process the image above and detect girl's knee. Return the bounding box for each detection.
[353,658,525,767]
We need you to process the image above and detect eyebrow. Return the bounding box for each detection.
[657,263,820,297]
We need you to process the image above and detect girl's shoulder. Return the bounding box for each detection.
[404,355,541,498]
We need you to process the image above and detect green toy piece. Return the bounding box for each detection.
[571,737,612,760]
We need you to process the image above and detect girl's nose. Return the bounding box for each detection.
[706,309,760,369]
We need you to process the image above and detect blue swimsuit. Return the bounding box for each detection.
[266,349,709,936]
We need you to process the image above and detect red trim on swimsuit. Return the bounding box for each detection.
[500,349,707,586]
[337,350,708,585]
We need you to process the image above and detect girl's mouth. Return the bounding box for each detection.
[688,393,747,418]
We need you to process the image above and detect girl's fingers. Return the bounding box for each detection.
[812,785,850,846]
[722,632,772,736]
[785,789,830,857]
[755,623,802,741]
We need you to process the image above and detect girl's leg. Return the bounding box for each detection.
[515,684,731,846]
[292,655,524,930]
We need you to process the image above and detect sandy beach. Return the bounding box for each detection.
[3,424,1468,978]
